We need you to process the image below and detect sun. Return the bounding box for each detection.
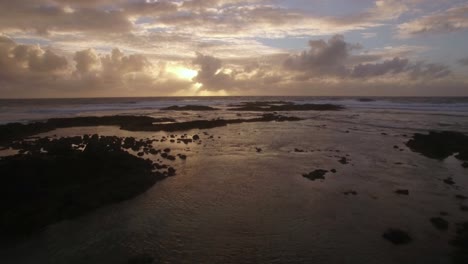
[169,66,198,80]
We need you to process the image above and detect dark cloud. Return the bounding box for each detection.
[29,49,68,72]
[408,62,452,79]
[459,57,468,66]
[283,35,356,77]
[283,35,452,80]
[74,48,99,74]
[101,48,150,77]
[193,52,232,91]
[351,57,409,78]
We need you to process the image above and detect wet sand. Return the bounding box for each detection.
[0,104,468,264]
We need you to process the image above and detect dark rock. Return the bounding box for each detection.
[451,222,468,263]
[0,136,165,240]
[179,138,193,144]
[444,177,455,185]
[395,189,409,195]
[303,170,328,181]
[228,101,293,107]
[330,169,337,173]
[149,149,159,155]
[430,217,449,231]
[338,157,348,164]
[177,154,187,160]
[382,228,412,245]
[193,135,200,140]
[393,145,399,149]
[229,102,344,111]
[161,105,218,111]
[456,195,468,200]
[0,114,303,147]
[294,148,305,152]
[168,167,176,176]
[126,254,154,264]
[451,221,468,264]
[406,131,468,165]
[153,163,167,170]
[163,148,171,153]
[256,147,262,153]
[357,98,375,102]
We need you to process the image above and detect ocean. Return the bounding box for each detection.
[1,96,468,264]
[2,96,468,132]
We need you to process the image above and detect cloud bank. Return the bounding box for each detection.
[0,0,467,97]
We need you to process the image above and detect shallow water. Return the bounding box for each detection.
[1,99,468,263]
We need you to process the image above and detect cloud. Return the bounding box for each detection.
[283,35,452,80]
[192,52,233,91]
[0,36,195,97]
[459,57,468,66]
[0,0,413,41]
[283,35,357,77]
[351,57,409,78]
[398,3,468,37]
[28,49,68,72]
[100,48,150,77]
[0,1,132,34]
[0,35,68,79]
[74,48,99,74]
[328,0,409,27]
[123,1,179,16]
[408,62,452,79]
[0,21,466,98]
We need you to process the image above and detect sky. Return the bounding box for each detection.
[0,0,467,98]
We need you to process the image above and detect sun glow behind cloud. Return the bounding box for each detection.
[167,66,198,80]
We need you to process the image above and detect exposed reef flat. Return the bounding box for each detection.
[0,112,303,240]
[406,131,468,167]
[0,116,173,146]
[161,105,218,111]
[0,135,173,241]
[0,113,300,146]
[228,101,344,111]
